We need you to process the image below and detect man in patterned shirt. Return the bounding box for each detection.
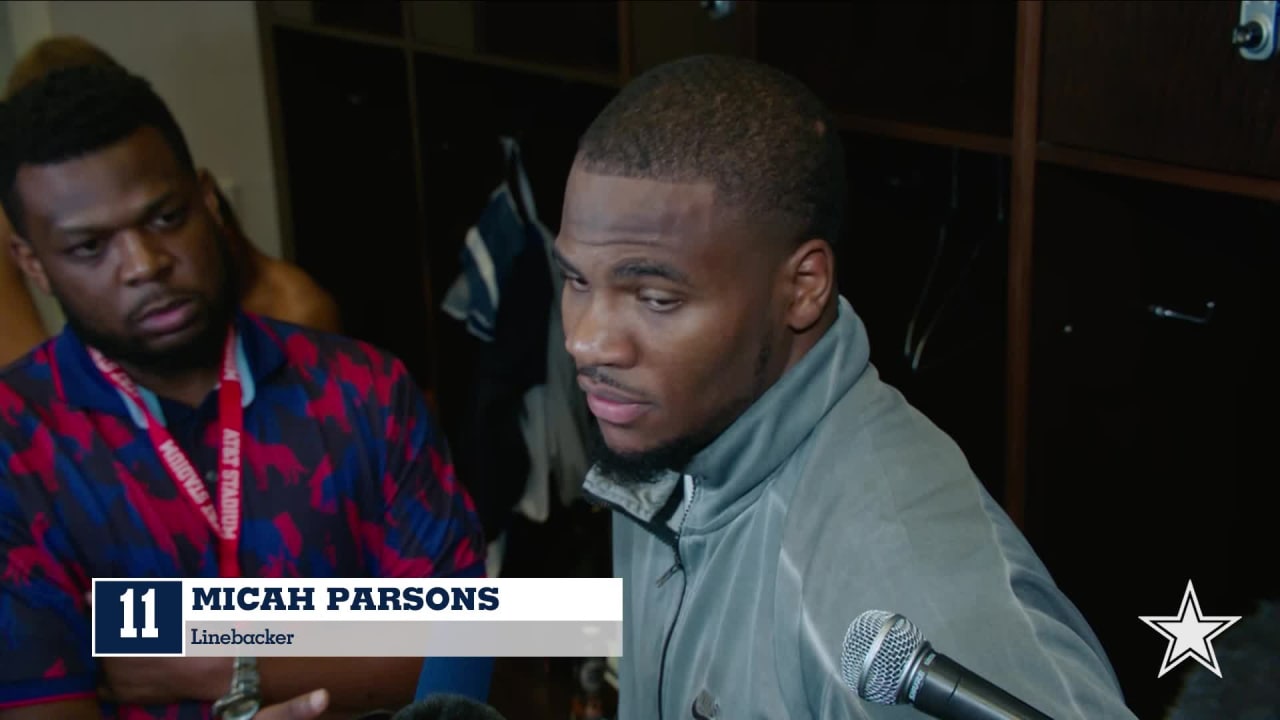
[0,64,485,718]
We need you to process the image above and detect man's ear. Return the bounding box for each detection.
[9,232,52,295]
[782,238,835,334]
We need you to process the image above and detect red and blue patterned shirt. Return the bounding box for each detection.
[0,311,485,717]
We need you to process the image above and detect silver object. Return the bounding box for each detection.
[212,657,262,720]
[841,610,924,704]
[1148,300,1215,326]
[1234,1,1277,60]
[840,610,1052,718]
[700,0,735,21]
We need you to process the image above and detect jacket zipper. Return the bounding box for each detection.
[656,475,697,720]
[656,560,681,588]
[655,551,685,720]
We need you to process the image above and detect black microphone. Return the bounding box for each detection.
[840,609,1054,720]
[390,694,508,720]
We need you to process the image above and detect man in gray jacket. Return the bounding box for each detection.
[553,55,1137,720]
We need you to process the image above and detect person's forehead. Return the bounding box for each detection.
[15,127,183,227]
[562,167,720,241]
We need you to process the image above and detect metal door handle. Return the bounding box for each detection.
[1148,301,1216,325]
[1235,1,1277,60]
[701,0,735,21]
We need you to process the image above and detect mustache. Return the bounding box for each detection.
[577,366,645,398]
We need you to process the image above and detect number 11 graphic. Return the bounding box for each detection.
[119,587,160,639]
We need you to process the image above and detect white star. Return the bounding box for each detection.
[1139,580,1241,678]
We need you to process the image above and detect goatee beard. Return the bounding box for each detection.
[66,302,233,376]
[585,330,775,485]
[586,418,708,486]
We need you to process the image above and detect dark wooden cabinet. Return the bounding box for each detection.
[267,0,405,37]
[412,55,614,312]
[757,1,1016,137]
[1028,165,1280,716]
[1026,7,1280,716]
[840,136,1010,500]
[1041,0,1280,179]
[628,0,755,73]
[410,51,615,443]
[408,1,477,51]
[470,1,619,75]
[270,28,434,388]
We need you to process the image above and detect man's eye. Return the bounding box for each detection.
[562,272,589,292]
[640,294,681,313]
[153,208,187,229]
[70,239,105,258]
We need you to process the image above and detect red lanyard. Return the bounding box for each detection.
[88,327,244,578]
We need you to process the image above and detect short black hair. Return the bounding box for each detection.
[0,63,195,237]
[577,54,846,250]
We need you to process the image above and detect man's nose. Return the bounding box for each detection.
[564,295,636,370]
[117,231,174,286]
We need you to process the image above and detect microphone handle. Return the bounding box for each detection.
[911,651,1054,720]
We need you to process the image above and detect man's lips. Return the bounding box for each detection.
[578,377,651,426]
[134,297,197,335]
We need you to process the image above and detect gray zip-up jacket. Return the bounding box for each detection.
[583,297,1137,720]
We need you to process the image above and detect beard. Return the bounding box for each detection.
[60,235,240,377]
[586,418,710,486]
[587,327,775,485]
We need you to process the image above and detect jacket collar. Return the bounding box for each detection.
[52,310,285,427]
[583,295,872,537]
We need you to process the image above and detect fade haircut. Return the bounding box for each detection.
[576,54,846,251]
[0,63,195,237]
[4,34,122,100]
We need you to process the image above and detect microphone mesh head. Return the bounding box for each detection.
[840,610,926,705]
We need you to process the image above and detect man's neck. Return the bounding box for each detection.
[123,361,222,408]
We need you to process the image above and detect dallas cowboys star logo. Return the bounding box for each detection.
[1139,580,1241,678]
